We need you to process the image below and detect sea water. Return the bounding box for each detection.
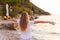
[31,15,60,40]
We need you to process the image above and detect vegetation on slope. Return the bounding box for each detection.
[0,0,50,17]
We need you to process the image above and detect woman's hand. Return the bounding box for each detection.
[49,22,55,25]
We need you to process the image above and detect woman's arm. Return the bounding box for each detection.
[34,21,55,25]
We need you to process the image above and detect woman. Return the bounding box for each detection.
[17,11,55,40]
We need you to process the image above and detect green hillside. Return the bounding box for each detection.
[0,0,50,17]
[31,3,50,15]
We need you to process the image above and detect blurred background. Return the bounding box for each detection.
[0,0,60,40]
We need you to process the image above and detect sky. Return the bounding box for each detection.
[30,0,60,15]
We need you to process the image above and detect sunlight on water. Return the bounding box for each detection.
[31,15,60,40]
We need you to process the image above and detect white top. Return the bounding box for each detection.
[20,21,34,39]
[16,19,34,39]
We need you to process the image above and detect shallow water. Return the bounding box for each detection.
[0,15,60,40]
[31,15,60,40]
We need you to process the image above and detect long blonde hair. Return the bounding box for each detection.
[20,11,29,32]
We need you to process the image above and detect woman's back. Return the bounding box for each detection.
[20,21,34,39]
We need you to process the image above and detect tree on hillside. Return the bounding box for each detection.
[3,0,20,5]
[0,0,50,17]
[3,0,21,17]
